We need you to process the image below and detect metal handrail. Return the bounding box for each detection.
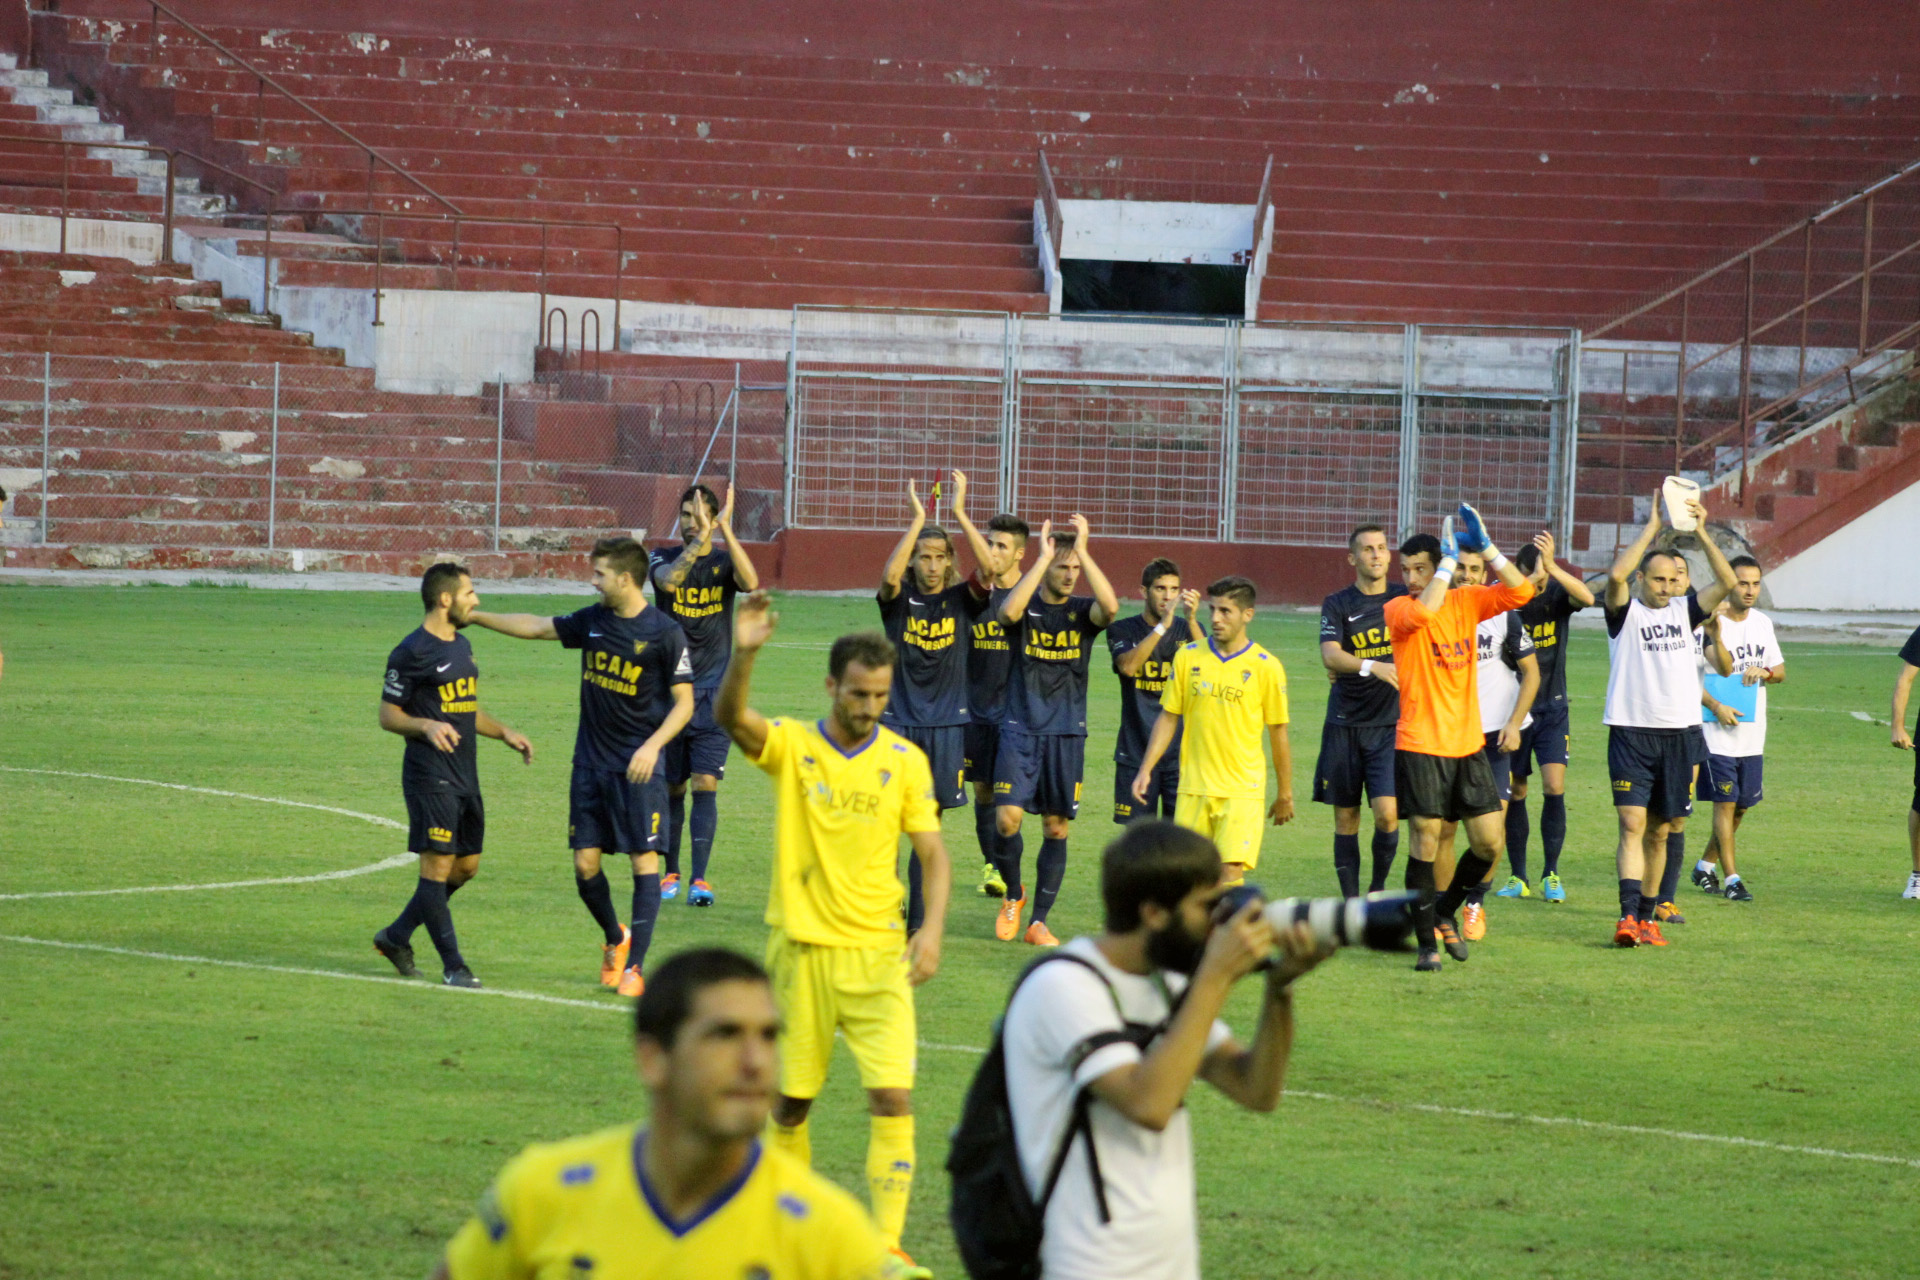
[1036,149,1063,272]
[0,132,272,256]
[144,0,460,214]
[1244,154,1274,320]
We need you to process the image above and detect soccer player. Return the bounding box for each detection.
[1891,623,1920,898]
[1601,492,1738,947]
[1503,532,1595,903]
[470,536,695,996]
[1385,511,1534,972]
[877,476,988,933]
[1134,575,1292,887]
[1316,524,1407,896]
[993,516,1120,945]
[1109,558,1201,824]
[1446,548,1539,941]
[435,948,900,1280]
[1692,558,1785,902]
[374,563,533,989]
[716,598,951,1277]
[952,477,1029,900]
[651,482,761,908]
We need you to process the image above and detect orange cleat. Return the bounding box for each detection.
[601,925,632,987]
[1613,917,1640,948]
[1462,901,1487,941]
[617,965,645,998]
[1024,919,1061,948]
[996,895,1025,942]
[1638,919,1669,947]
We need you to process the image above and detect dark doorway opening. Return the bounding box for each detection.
[1060,260,1246,316]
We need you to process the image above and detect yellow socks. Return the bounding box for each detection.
[767,1117,811,1167]
[865,1114,915,1251]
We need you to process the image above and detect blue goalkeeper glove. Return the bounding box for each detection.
[1440,515,1459,561]
[1455,502,1491,553]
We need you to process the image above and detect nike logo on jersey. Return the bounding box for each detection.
[909,598,924,605]
[1348,613,1369,623]
[588,631,603,638]
[436,662,452,672]
[1028,611,1043,618]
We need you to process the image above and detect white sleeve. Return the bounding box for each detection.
[1008,961,1137,1088]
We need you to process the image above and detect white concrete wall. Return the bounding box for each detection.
[1766,477,1920,609]
[1058,199,1254,265]
[1,213,161,263]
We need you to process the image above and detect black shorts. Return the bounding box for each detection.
[664,686,730,784]
[569,765,668,853]
[993,725,1085,818]
[1395,748,1502,823]
[1698,754,1764,809]
[405,789,484,856]
[1313,722,1398,808]
[1607,726,1696,820]
[963,720,1000,786]
[896,722,967,810]
[1113,758,1178,823]
[1513,700,1571,778]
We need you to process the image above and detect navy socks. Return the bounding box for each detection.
[1333,833,1361,897]
[1369,828,1399,893]
[690,791,718,883]
[1505,799,1531,884]
[576,871,624,945]
[1541,793,1567,877]
[629,872,661,973]
[1031,837,1068,923]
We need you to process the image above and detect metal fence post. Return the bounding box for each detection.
[1001,313,1022,511]
[1395,325,1421,539]
[267,363,280,549]
[40,351,50,545]
[784,309,799,528]
[1560,329,1583,552]
[728,361,741,490]
[1219,321,1240,541]
[493,371,505,553]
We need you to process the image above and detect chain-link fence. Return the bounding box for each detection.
[0,352,635,558]
[784,308,1580,548]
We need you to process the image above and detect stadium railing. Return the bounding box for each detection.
[0,132,273,256]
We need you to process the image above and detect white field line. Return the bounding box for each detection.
[2,934,1915,1175]
[0,765,410,900]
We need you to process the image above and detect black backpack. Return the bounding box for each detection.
[946,952,1167,1280]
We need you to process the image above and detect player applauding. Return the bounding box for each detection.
[1108,558,1200,824]
[1505,532,1594,902]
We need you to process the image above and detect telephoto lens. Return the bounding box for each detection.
[1219,884,1421,954]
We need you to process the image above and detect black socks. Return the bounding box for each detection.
[1405,858,1437,949]
[629,872,661,973]
[690,791,718,883]
[1031,837,1068,923]
[1369,828,1399,893]
[1505,799,1530,884]
[410,877,464,971]
[576,871,624,945]
[1333,833,1361,897]
[1541,793,1567,877]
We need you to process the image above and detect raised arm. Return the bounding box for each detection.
[715,484,760,591]
[715,590,776,759]
[1114,619,1166,679]
[1199,925,1332,1111]
[1069,514,1121,626]
[948,469,998,585]
[1690,498,1738,613]
[468,611,559,641]
[998,519,1053,624]
[1606,491,1664,611]
[474,708,533,765]
[879,480,928,603]
[1534,531,1595,607]
[1181,589,1204,642]
[657,499,716,593]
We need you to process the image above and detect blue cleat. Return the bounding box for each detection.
[688,879,716,907]
[1493,875,1530,899]
[1541,873,1566,903]
[660,872,682,901]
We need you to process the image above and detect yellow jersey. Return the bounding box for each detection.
[445,1125,898,1280]
[1161,639,1290,799]
[751,718,941,948]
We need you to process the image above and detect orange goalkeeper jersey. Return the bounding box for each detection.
[1385,581,1535,757]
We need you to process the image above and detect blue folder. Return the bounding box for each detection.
[1702,673,1758,723]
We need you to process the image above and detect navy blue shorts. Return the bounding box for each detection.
[405,788,484,856]
[1113,758,1179,823]
[1606,726,1695,820]
[963,720,999,785]
[1313,722,1397,808]
[1513,700,1571,778]
[569,765,668,853]
[1484,731,1514,803]
[992,725,1085,818]
[1698,754,1764,809]
[665,686,730,784]
[895,722,968,810]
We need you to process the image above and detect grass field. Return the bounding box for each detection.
[2,582,1918,1280]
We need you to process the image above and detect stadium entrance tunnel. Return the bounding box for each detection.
[1061,259,1247,316]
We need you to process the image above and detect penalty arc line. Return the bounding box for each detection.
[0,765,412,900]
[1,935,1916,1176]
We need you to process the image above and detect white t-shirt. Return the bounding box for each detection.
[1604,591,1711,729]
[1001,936,1233,1280]
[1475,612,1536,735]
[1696,608,1782,757]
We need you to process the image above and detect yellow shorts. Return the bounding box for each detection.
[765,929,917,1098]
[1174,792,1266,868]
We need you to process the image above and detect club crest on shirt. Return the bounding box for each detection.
[633,640,649,656]
[1240,669,1253,683]
[879,769,892,788]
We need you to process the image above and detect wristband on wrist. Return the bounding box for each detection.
[1359,659,1374,677]
[1152,622,1168,636]
[1435,556,1457,584]
[1487,551,1510,572]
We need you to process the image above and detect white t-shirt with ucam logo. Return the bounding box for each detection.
[1603,591,1711,729]
[1695,608,1782,757]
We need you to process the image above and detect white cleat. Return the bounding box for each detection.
[1903,872,1920,900]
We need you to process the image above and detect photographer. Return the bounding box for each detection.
[1000,820,1332,1280]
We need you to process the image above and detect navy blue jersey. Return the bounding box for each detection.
[553,604,694,772]
[648,545,738,689]
[1320,583,1407,728]
[382,627,480,794]
[967,586,1016,726]
[1518,578,1587,706]
[1107,611,1189,765]
[877,582,986,728]
[1004,594,1107,738]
